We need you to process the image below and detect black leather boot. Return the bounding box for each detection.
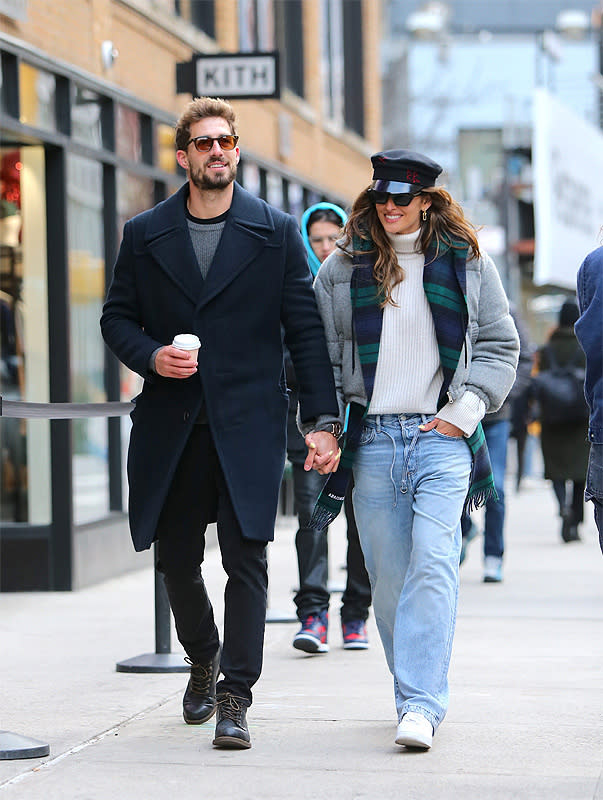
[212,692,251,749]
[561,510,581,543]
[182,649,220,725]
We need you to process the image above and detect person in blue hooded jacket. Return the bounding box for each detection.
[286,202,372,654]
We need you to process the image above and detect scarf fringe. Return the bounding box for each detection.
[309,506,337,532]
[464,485,499,514]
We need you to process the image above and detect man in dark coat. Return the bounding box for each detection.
[100,97,340,750]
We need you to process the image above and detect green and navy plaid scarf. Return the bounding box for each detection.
[310,233,497,531]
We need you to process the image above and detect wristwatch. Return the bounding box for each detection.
[322,422,343,439]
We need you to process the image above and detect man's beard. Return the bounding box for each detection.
[190,158,237,191]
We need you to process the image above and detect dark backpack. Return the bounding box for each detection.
[531,345,588,424]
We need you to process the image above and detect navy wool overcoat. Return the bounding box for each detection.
[101,182,338,552]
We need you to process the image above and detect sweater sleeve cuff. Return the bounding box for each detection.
[149,347,162,373]
[298,413,342,439]
[436,390,486,437]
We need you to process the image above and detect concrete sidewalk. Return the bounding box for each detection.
[1,476,602,799]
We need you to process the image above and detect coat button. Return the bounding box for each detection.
[183,410,190,421]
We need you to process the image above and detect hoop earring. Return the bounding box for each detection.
[422,210,428,222]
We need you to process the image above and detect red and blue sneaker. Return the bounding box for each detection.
[293,611,329,654]
[341,619,369,650]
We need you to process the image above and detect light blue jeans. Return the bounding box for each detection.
[352,414,472,731]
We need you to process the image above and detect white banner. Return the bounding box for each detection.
[533,88,603,289]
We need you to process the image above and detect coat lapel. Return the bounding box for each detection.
[196,183,275,310]
[144,183,204,304]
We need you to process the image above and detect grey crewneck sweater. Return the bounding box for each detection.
[186,215,227,279]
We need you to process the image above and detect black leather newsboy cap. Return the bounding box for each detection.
[370,149,443,188]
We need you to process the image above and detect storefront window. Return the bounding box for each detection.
[19,63,57,132]
[117,170,154,238]
[288,181,304,221]
[67,155,109,524]
[1,144,51,524]
[71,85,104,148]
[115,104,141,162]
[157,122,177,174]
[267,171,283,209]
[240,161,260,197]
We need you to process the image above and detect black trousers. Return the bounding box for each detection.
[341,478,372,622]
[552,478,585,524]
[156,425,268,705]
[289,448,371,622]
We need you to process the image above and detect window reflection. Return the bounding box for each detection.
[1,148,25,519]
[116,171,154,505]
[71,86,103,148]
[19,63,57,131]
[157,123,177,173]
[115,104,141,162]
[267,171,283,209]
[1,146,51,524]
[238,0,274,51]
[321,0,344,124]
[175,0,215,37]
[67,155,109,524]
[241,161,260,197]
[288,182,304,221]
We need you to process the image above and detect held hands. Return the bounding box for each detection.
[418,417,464,438]
[154,346,198,379]
[304,431,341,475]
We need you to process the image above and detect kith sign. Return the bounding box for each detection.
[176,52,280,100]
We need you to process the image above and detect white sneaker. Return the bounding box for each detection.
[483,555,503,583]
[395,712,433,749]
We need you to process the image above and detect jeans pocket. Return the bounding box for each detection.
[358,425,376,446]
[429,428,464,440]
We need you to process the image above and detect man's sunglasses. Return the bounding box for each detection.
[368,189,422,207]
[186,135,239,152]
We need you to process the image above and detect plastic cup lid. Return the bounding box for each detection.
[172,333,200,350]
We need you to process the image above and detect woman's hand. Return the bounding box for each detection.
[419,418,464,438]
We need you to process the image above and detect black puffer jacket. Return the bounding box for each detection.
[537,327,589,481]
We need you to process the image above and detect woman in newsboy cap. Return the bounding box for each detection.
[303,149,519,750]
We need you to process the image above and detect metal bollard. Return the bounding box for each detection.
[116,543,188,673]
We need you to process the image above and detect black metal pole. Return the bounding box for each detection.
[115,543,187,673]
[154,547,171,654]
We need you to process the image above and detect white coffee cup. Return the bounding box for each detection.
[172,333,200,362]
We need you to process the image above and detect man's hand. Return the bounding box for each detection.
[418,417,464,437]
[154,345,198,379]
[304,431,340,474]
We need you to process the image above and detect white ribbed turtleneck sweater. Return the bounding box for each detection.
[369,229,441,415]
[368,228,484,435]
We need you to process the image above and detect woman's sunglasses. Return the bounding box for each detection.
[186,135,239,152]
[368,189,422,207]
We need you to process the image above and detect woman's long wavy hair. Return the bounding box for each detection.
[339,183,481,306]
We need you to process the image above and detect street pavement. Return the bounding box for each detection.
[1,471,602,799]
